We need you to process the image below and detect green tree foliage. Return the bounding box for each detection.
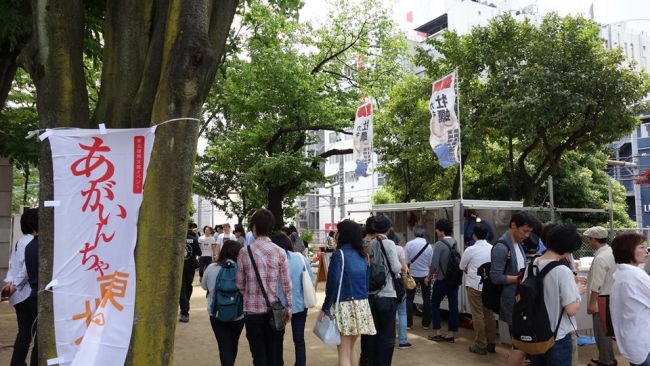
[196,0,408,228]
[377,13,649,216]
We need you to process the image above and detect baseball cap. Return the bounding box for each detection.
[583,226,608,239]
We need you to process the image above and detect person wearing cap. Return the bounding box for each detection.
[364,215,401,366]
[584,226,616,366]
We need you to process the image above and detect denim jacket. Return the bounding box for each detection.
[321,244,370,312]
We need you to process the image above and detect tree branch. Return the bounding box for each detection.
[311,19,368,75]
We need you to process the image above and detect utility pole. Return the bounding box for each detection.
[339,156,345,220]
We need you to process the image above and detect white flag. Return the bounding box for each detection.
[353,101,373,177]
[47,127,155,366]
[429,73,459,168]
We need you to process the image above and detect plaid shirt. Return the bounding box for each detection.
[236,237,292,314]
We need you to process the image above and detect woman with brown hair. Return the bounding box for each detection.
[610,231,650,366]
[317,220,376,366]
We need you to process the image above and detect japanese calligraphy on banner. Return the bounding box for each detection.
[429,73,459,168]
[47,128,155,366]
[353,101,373,177]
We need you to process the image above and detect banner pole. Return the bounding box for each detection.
[456,69,464,203]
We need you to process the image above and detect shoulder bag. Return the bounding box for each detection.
[247,245,286,331]
[313,249,344,345]
[302,256,317,308]
[403,243,429,290]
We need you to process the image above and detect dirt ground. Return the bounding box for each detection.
[1,278,628,365]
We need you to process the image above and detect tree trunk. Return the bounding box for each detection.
[22,0,239,364]
[22,164,29,205]
[0,0,30,113]
[509,135,517,201]
[267,186,286,230]
[22,0,91,362]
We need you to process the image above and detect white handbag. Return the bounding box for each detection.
[302,256,317,308]
[313,249,344,345]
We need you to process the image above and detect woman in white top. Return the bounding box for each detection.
[198,227,216,280]
[2,208,38,365]
[610,232,650,366]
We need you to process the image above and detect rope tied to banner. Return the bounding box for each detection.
[25,117,201,140]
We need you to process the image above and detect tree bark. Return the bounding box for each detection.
[23,0,239,364]
[22,0,90,362]
[267,185,286,230]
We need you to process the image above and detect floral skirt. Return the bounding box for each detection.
[335,299,376,336]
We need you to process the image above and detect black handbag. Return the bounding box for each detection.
[247,245,286,331]
[378,238,406,303]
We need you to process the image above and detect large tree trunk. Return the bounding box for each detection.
[267,186,286,230]
[22,0,91,363]
[22,0,239,364]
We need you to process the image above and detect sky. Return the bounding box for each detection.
[300,0,650,33]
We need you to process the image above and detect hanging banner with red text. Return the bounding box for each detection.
[429,73,459,168]
[353,101,373,177]
[47,127,155,366]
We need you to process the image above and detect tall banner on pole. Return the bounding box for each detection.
[353,101,373,177]
[429,73,459,168]
[46,127,155,366]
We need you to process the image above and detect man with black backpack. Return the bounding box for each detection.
[426,218,462,343]
[512,224,586,365]
[489,211,535,365]
[363,215,401,366]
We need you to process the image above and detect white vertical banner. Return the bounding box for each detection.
[429,73,459,168]
[353,101,373,177]
[47,128,155,366]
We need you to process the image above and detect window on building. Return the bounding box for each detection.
[329,132,338,143]
[377,173,386,186]
[344,171,358,183]
[631,43,635,58]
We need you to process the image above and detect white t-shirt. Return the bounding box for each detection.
[524,258,580,340]
[459,239,492,290]
[514,242,526,271]
[216,233,235,252]
[198,235,216,257]
[610,263,650,365]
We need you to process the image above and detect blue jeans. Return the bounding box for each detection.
[430,280,459,332]
[530,334,572,366]
[631,352,650,366]
[367,296,398,366]
[291,309,308,366]
[397,294,407,344]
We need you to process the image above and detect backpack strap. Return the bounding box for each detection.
[493,239,511,275]
[408,242,429,267]
[438,239,456,277]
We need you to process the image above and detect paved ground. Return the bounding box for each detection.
[0,278,628,365]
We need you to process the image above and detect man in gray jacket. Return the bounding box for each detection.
[489,211,536,365]
[426,218,460,343]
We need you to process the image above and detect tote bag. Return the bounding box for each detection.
[302,257,317,308]
[313,249,344,345]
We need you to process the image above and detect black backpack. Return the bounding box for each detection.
[366,239,388,292]
[477,240,509,314]
[440,239,463,287]
[511,260,565,355]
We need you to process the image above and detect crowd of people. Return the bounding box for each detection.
[5,206,650,366]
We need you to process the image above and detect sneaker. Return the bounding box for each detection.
[468,345,487,355]
[428,334,444,341]
[406,326,411,330]
[486,343,496,353]
[179,315,189,323]
[399,342,412,349]
[423,326,430,330]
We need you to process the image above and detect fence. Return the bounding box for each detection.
[574,227,650,259]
